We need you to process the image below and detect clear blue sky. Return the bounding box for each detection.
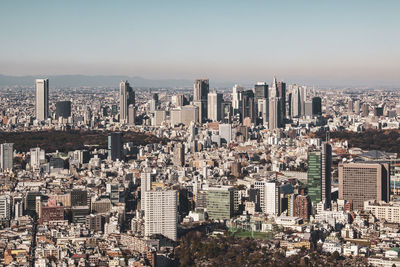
[1,0,399,86]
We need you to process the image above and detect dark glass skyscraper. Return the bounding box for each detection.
[108,132,123,161]
[312,97,322,116]
[307,143,332,209]
[55,101,71,119]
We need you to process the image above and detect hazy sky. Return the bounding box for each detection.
[1,0,399,86]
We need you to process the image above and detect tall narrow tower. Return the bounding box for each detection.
[35,79,49,121]
[120,81,135,123]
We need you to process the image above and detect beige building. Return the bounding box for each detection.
[338,162,390,210]
[364,200,400,223]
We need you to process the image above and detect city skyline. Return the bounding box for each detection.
[0,1,399,87]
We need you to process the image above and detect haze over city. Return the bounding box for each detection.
[1,0,399,87]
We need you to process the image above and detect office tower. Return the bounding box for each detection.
[30,147,45,169]
[219,124,232,144]
[144,190,177,241]
[0,143,13,171]
[221,101,232,123]
[108,132,123,161]
[348,99,354,113]
[179,106,199,126]
[55,101,71,119]
[84,107,92,124]
[172,94,185,107]
[265,182,281,215]
[141,171,152,210]
[254,181,267,213]
[71,189,88,206]
[277,81,286,120]
[207,92,223,122]
[0,195,10,220]
[193,79,209,122]
[294,195,311,221]
[248,188,261,212]
[153,110,166,126]
[361,103,369,117]
[257,99,268,125]
[307,143,332,208]
[354,100,361,114]
[304,101,313,117]
[206,186,234,220]
[119,81,135,123]
[374,106,384,117]
[254,82,268,102]
[173,143,185,167]
[269,97,281,130]
[339,162,390,210]
[25,192,42,213]
[299,86,307,116]
[312,97,322,116]
[35,78,49,121]
[128,104,135,125]
[107,183,120,203]
[232,84,244,114]
[241,90,256,123]
[290,85,302,118]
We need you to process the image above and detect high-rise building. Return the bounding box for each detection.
[108,132,123,161]
[294,194,311,221]
[35,78,49,121]
[173,143,185,167]
[219,124,232,144]
[0,143,13,171]
[268,97,281,130]
[307,143,332,208]
[254,82,268,103]
[241,90,256,123]
[312,97,322,116]
[0,195,10,221]
[120,81,135,123]
[207,92,223,122]
[128,104,135,125]
[206,186,234,220]
[141,171,152,211]
[361,103,369,117]
[71,189,88,207]
[265,181,281,215]
[290,85,302,118]
[30,147,45,170]
[257,99,268,125]
[277,81,286,121]
[55,101,71,119]
[339,162,390,210]
[144,190,177,241]
[193,79,209,122]
[232,84,244,114]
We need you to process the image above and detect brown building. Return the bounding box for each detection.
[40,205,64,224]
[294,195,311,221]
[338,162,390,210]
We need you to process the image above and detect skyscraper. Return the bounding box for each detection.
[144,190,177,241]
[173,143,185,167]
[193,79,209,122]
[207,91,223,122]
[241,90,256,123]
[232,84,244,114]
[339,162,390,210]
[312,97,322,116]
[120,81,135,123]
[254,82,268,102]
[265,181,281,215]
[35,78,49,121]
[268,97,281,130]
[108,132,123,161]
[0,143,13,171]
[206,186,234,220]
[307,143,332,209]
[277,81,286,121]
[140,171,152,210]
[55,101,71,119]
[0,195,10,221]
[290,85,302,118]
